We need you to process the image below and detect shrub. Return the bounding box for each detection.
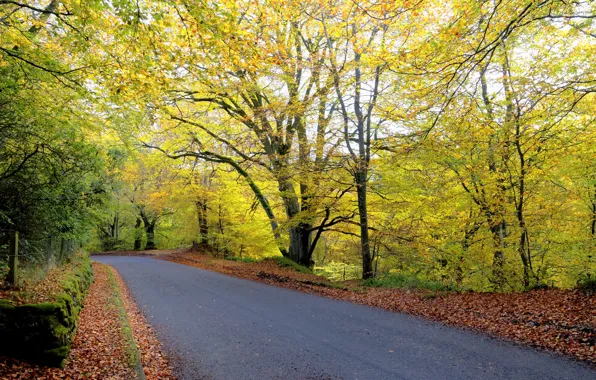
[576,274,596,295]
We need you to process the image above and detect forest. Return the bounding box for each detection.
[1,0,595,292]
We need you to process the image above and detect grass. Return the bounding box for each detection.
[269,256,313,274]
[224,255,313,274]
[224,256,261,263]
[105,265,146,380]
[363,273,455,292]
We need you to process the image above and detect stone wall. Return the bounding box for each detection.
[0,254,93,367]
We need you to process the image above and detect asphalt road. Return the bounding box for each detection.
[94,256,595,380]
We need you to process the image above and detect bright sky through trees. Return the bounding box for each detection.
[1,0,594,290]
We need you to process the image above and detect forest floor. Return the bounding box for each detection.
[94,248,596,366]
[0,262,174,379]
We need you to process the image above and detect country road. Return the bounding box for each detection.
[94,256,595,380]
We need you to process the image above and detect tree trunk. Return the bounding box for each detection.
[488,217,507,287]
[196,199,209,244]
[216,202,227,256]
[356,170,373,279]
[139,210,157,250]
[518,228,531,287]
[144,222,156,250]
[288,223,313,267]
[591,183,596,238]
[134,217,142,250]
[277,176,313,266]
[457,217,480,285]
[7,231,18,286]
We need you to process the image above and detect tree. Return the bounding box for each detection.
[122,151,177,250]
[135,0,353,266]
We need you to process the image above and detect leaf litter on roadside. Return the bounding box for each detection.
[0,262,175,379]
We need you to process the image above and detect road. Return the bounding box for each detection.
[94,256,595,380]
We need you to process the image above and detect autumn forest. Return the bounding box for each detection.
[1,0,595,292]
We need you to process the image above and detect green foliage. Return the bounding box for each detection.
[363,273,455,292]
[270,257,312,274]
[0,257,8,280]
[314,262,362,282]
[576,274,596,296]
[224,256,260,263]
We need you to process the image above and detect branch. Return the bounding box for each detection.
[142,142,288,255]
[170,114,271,170]
[0,145,39,181]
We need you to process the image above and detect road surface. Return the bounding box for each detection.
[94,256,595,380]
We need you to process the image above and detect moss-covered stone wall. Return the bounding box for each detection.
[0,254,94,367]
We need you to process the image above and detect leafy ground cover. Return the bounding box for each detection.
[122,249,595,366]
[109,264,174,379]
[0,262,174,379]
[0,254,89,305]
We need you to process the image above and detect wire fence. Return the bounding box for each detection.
[0,229,79,287]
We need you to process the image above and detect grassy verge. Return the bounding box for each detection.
[362,273,455,292]
[103,264,146,380]
[266,257,312,274]
[224,256,261,263]
[225,255,314,274]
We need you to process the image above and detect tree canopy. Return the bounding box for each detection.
[1,0,595,290]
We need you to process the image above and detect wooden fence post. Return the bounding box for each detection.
[46,237,54,272]
[59,237,66,263]
[7,231,18,286]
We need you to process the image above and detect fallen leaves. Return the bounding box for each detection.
[0,263,135,378]
[106,265,174,380]
[0,262,174,379]
[0,260,80,305]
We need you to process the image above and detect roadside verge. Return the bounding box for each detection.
[0,262,174,379]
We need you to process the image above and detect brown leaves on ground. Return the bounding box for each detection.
[0,260,79,305]
[343,287,596,364]
[107,265,174,380]
[158,250,595,366]
[0,262,175,379]
[0,263,135,379]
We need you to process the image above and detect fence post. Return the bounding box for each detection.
[7,231,18,286]
[59,237,66,264]
[46,237,54,272]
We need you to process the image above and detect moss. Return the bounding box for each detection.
[0,252,94,367]
[21,301,61,314]
[43,346,69,368]
[0,299,15,308]
[269,256,313,274]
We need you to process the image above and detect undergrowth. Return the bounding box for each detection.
[269,257,312,274]
[576,274,596,295]
[363,273,455,292]
[224,256,260,263]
